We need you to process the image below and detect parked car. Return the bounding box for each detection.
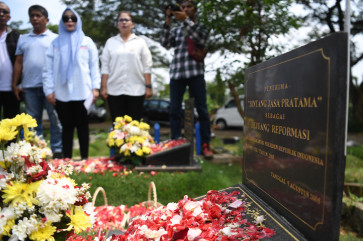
[214,96,244,130]
[143,98,198,126]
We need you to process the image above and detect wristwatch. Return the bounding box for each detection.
[145,84,152,89]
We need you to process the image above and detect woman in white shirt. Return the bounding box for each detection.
[43,7,101,160]
[100,11,153,122]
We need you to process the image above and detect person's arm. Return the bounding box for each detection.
[160,6,175,48]
[101,74,108,100]
[140,40,153,99]
[144,73,152,99]
[43,45,56,105]
[88,39,101,104]
[100,39,111,100]
[12,55,24,101]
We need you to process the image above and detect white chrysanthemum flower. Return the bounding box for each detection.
[128,126,142,136]
[40,209,62,223]
[0,207,16,233]
[6,141,32,158]
[26,165,43,175]
[130,144,138,153]
[37,177,78,205]
[83,203,96,224]
[11,214,38,241]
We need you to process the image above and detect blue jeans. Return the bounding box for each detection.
[24,87,62,153]
[169,75,211,144]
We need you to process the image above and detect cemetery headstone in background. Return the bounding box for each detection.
[139,99,201,171]
[183,98,195,164]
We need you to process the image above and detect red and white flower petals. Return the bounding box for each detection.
[111,191,275,240]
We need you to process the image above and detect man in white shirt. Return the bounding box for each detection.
[12,5,62,158]
[0,1,20,120]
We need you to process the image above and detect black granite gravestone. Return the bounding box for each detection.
[237,32,348,241]
[183,98,195,165]
[140,99,201,171]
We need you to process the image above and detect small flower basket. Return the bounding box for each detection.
[107,115,154,166]
[92,187,128,234]
[127,181,163,222]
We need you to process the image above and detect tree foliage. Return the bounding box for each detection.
[296,0,363,125]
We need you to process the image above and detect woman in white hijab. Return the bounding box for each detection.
[43,6,101,160]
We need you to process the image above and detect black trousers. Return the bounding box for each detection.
[107,94,144,122]
[55,100,89,159]
[0,91,20,120]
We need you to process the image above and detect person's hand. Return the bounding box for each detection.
[12,85,24,101]
[100,87,108,100]
[173,10,188,22]
[46,93,56,106]
[145,88,153,99]
[92,89,99,104]
[166,5,172,17]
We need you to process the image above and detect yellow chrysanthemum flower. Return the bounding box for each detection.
[2,219,15,236]
[0,125,17,143]
[135,148,143,156]
[116,138,124,147]
[66,206,92,234]
[108,139,115,147]
[124,115,132,122]
[130,120,139,126]
[2,181,41,207]
[142,146,151,155]
[139,122,150,130]
[29,222,56,241]
[2,113,37,136]
[123,149,131,156]
[115,116,124,122]
[114,123,122,129]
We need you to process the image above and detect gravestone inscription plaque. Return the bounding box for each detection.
[242,32,348,240]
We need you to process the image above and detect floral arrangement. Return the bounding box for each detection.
[110,190,275,241]
[107,115,154,165]
[0,114,95,240]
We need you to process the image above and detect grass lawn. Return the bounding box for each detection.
[64,127,363,240]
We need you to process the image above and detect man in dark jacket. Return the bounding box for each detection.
[0,1,20,120]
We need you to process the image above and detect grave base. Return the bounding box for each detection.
[196,184,308,241]
[145,142,192,166]
[135,159,202,172]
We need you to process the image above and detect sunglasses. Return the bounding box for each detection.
[118,18,131,23]
[62,15,77,23]
[0,9,9,14]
